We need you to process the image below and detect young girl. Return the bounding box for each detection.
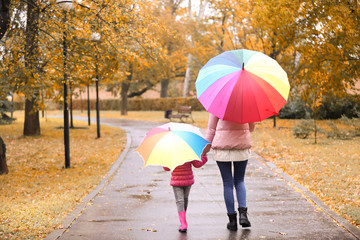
[163,155,208,232]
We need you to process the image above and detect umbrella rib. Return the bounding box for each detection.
[202,71,241,118]
[252,83,264,121]
[243,71,262,122]
[250,74,278,119]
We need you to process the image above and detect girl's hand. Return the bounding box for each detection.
[201,155,208,162]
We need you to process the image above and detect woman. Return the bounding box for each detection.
[202,113,256,231]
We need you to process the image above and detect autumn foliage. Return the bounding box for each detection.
[1,0,359,118]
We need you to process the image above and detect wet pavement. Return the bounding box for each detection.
[46,118,360,240]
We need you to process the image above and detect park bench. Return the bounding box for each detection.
[165,106,194,123]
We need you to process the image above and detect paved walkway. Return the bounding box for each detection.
[46,118,360,240]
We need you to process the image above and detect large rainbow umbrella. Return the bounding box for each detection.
[135,122,209,170]
[195,49,290,124]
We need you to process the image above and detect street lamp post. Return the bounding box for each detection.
[95,60,100,138]
[70,83,74,128]
[87,83,91,126]
[91,32,101,138]
[57,0,73,168]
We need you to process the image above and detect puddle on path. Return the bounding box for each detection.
[130,194,152,201]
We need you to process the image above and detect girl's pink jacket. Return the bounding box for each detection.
[205,113,256,150]
[163,156,207,186]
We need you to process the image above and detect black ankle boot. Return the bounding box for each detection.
[238,207,251,227]
[227,213,238,231]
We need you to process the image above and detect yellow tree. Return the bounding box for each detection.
[198,0,301,74]
[208,0,359,124]
[206,0,248,51]
[189,0,232,89]
[292,0,360,142]
[151,0,188,98]
[106,0,188,103]
[41,1,122,108]
[95,0,170,114]
[182,0,209,97]
[295,1,360,111]
[298,46,331,143]
[1,0,168,130]
[299,0,360,92]
[197,0,300,120]
[247,0,303,125]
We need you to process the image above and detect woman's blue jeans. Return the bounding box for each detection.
[216,160,248,214]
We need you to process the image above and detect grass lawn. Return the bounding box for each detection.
[0,110,359,239]
[251,118,360,229]
[0,111,126,239]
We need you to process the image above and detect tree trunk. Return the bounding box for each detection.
[24,0,40,136]
[121,82,129,115]
[23,98,40,136]
[160,79,169,98]
[0,136,8,175]
[0,0,11,40]
[183,53,193,97]
[314,109,317,144]
[273,115,277,128]
[220,14,226,50]
[183,0,192,98]
[121,64,133,115]
[160,0,181,98]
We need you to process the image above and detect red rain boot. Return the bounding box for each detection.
[178,211,187,232]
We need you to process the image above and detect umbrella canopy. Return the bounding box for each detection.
[195,49,290,124]
[135,122,209,170]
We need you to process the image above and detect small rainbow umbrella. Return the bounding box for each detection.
[195,49,290,124]
[135,122,210,170]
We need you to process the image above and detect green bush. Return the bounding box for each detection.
[339,115,360,137]
[0,100,15,124]
[326,121,354,140]
[69,97,205,111]
[318,95,360,119]
[293,120,316,139]
[279,98,308,119]
[280,95,359,120]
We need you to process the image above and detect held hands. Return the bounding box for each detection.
[200,144,210,165]
[200,155,208,163]
[165,154,209,171]
[202,144,211,156]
